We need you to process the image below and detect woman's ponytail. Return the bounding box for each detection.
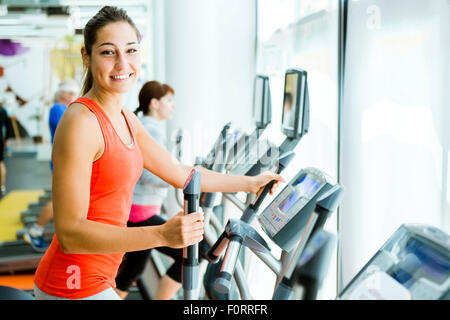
[134,105,143,115]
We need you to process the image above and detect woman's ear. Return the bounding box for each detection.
[81,47,90,68]
[150,98,160,112]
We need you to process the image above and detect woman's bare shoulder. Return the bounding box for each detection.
[54,102,102,148]
[64,102,97,120]
[57,102,99,131]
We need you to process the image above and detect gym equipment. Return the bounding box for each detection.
[132,135,187,300]
[222,68,310,213]
[225,74,272,163]
[130,122,239,300]
[197,121,236,241]
[182,168,202,300]
[270,179,343,299]
[197,74,272,177]
[0,190,52,273]
[173,128,185,209]
[209,166,343,299]
[200,70,305,299]
[0,285,34,300]
[135,74,274,300]
[0,240,45,273]
[206,69,330,300]
[200,75,273,246]
[20,189,52,223]
[181,74,273,299]
[204,150,295,300]
[224,74,272,177]
[289,229,336,300]
[338,224,450,300]
[135,70,313,300]
[221,68,310,225]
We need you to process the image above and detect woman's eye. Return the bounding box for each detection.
[128,48,138,54]
[101,50,114,55]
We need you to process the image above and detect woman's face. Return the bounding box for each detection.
[84,21,141,95]
[153,93,175,120]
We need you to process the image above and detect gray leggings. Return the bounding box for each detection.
[34,285,121,300]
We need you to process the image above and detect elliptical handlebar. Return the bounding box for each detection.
[207,151,296,294]
[214,236,243,294]
[182,168,202,300]
[242,150,296,224]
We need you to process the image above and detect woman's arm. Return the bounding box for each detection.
[52,104,203,254]
[128,111,284,194]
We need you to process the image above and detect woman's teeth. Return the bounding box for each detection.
[112,73,132,80]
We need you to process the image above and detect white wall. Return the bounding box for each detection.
[161,0,255,164]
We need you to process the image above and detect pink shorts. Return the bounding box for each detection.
[128,204,161,223]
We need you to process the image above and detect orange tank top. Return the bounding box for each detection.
[34,97,143,299]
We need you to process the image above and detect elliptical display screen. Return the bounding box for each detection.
[279,175,322,213]
[259,172,324,238]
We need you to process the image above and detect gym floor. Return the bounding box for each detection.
[4,138,52,192]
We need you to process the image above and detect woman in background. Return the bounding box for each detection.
[115,81,184,300]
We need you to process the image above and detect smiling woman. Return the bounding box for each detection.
[81,23,140,96]
[32,6,283,300]
[80,6,141,96]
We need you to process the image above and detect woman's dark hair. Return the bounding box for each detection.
[134,81,175,115]
[81,6,141,95]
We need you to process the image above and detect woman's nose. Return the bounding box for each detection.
[115,52,127,70]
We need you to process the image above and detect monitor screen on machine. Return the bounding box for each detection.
[279,175,322,214]
[281,73,299,133]
[260,172,325,238]
[281,69,309,139]
[252,76,263,123]
[252,75,271,129]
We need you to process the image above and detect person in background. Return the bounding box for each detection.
[23,79,79,252]
[0,101,11,196]
[114,80,185,300]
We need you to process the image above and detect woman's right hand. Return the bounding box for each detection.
[159,211,204,248]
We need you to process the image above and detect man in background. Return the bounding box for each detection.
[24,79,79,252]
